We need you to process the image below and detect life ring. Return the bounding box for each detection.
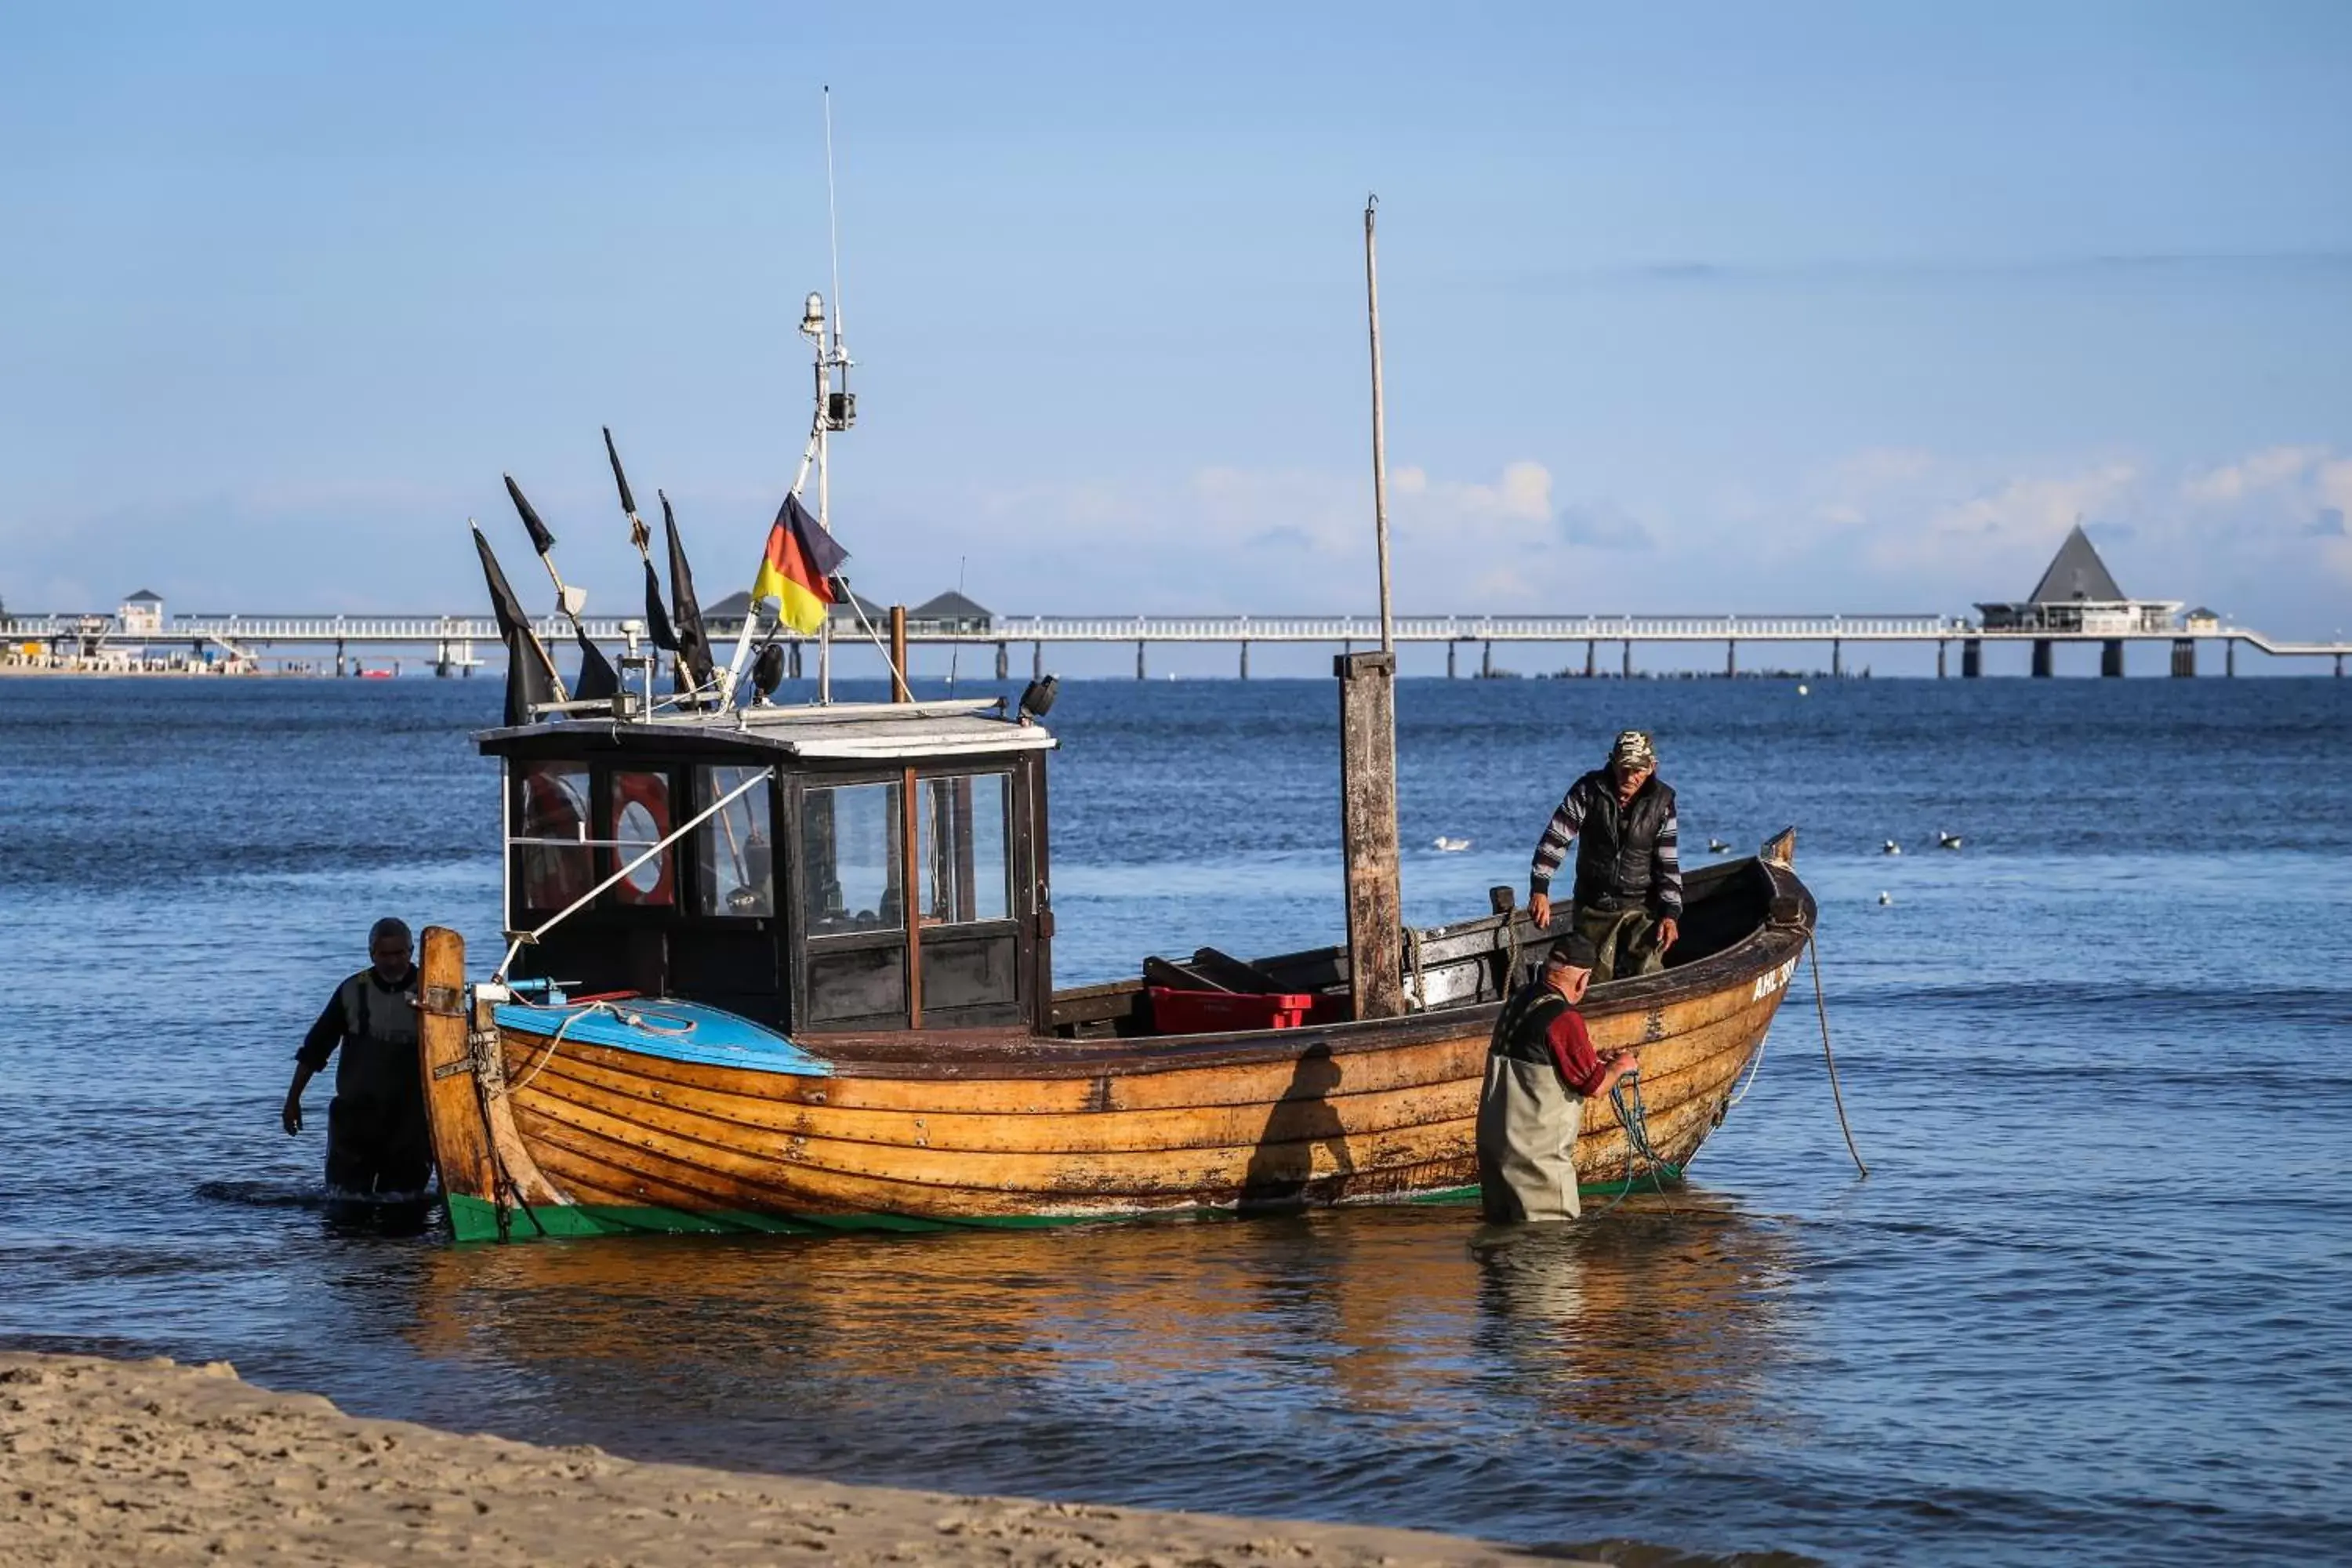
[518,765,592,908]
[612,771,675,906]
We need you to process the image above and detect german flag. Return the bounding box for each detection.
[750,492,848,635]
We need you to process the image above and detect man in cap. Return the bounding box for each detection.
[1477,933,1640,1222]
[1525,730,1683,982]
[281,917,433,1200]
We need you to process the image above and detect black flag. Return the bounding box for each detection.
[473,525,561,726]
[503,474,557,557]
[601,426,677,651]
[642,561,679,652]
[661,490,715,696]
[572,626,619,702]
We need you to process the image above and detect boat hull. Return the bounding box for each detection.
[420,857,1813,1242]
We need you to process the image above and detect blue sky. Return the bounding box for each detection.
[5,2,2350,658]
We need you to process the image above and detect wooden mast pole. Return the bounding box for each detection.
[1366,196,1395,655]
[1338,194,1406,1021]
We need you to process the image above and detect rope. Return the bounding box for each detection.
[1808,932,1869,1177]
[505,1001,611,1098]
[1588,1067,1682,1216]
[1726,1017,1769,1109]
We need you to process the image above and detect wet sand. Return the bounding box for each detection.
[0,1353,1579,1566]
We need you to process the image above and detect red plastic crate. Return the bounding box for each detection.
[1147,986,1316,1034]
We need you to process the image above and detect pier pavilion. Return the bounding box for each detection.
[1973,524,2185,677]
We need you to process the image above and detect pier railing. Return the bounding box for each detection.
[4,610,2347,659]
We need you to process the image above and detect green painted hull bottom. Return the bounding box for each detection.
[445,1176,1682,1245]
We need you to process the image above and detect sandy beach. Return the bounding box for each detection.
[0,1353,1581,1566]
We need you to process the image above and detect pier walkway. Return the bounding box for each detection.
[6,609,2347,676]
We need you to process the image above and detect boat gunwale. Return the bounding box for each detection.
[490,856,1816,1083]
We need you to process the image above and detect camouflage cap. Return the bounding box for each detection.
[1610,730,1656,769]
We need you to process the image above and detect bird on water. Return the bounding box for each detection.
[1708,837,1731,854]
[1432,836,1472,853]
[1938,830,1963,850]
[1882,839,1903,855]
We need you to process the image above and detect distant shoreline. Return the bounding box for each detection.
[0,1352,1582,1566]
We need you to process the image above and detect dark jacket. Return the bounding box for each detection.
[1487,980,1608,1097]
[296,967,422,1105]
[1528,770,1682,917]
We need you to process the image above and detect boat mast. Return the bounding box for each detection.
[1365,195,1395,654]
[1338,194,1406,1020]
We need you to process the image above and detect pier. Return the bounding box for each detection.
[5,608,2346,677]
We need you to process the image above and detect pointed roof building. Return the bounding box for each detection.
[2026,524,2125,604]
[1976,524,2180,635]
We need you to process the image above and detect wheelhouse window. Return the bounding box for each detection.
[514,762,593,911]
[919,771,1010,926]
[696,764,774,916]
[801,780,902,936]
[608,769,676,907]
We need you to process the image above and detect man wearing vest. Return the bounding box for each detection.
[282,917,432,1198]
[1525,729,1683,983]
[1477,933,1639,1222]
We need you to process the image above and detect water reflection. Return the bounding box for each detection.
[386,1197,1794,1498]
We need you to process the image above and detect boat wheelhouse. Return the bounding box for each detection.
[490,699,1057,1036]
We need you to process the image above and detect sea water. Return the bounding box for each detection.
[1,674,2347,1566]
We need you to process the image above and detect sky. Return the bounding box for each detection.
[5,2,2350,662]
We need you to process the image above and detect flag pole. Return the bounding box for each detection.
[1365,194,1395,655]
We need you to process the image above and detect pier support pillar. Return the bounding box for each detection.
[994,641,1007,681]
[1481,641,1493,678]
[2338,652,2345,679]
[1033,641,1044,680]
[1726,640,1737,677]
[2031,639,2053,678]
[1962,638,1982,678]
[2171,639,2195,678]
[1621,641,1634,679]
[335,637,347,679]
[1135,640,1146,681]
[1335,652,1404,1021]
[1831,638,1842,679]
[1240,640,1250,680]
[1445,641,1455,679]
[2101,639,2125,677]
[789,640,804,680]
[1936,640,1947,679]
[1584,639,1596,679]
[2227,639,2237,677]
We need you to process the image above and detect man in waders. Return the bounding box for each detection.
[1525,729,1683,983]
[281,917,432,1198]
[1477,933,1639,1223]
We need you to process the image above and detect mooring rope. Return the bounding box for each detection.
[1808,932,1870,1178]
[504,1001,612,1098]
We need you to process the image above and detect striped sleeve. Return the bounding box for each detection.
[1528,782,1588,896]
[1653,806,1683,916]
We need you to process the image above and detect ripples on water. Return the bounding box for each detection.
[2,675,2348,1566]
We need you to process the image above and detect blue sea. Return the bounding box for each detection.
[2,673,2347,1566]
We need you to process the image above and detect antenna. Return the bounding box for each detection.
[824,85,845,361]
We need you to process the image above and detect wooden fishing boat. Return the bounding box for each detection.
[416,697,1816,1242]
[421,220,1815,1243]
